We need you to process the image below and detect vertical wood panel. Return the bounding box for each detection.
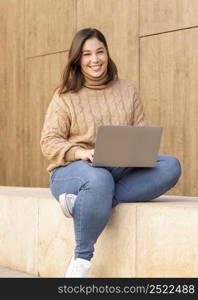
[0,0,25,186]
[140,0,198,36]
[25,0,76,57]
[25,52,68,187]
[77,0,139,85]
[140,28,198,196]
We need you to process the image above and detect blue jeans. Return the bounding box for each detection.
[50,155,181,261]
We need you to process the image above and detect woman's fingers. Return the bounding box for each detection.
[87,149,94,162]
[88,154,93,162]
[90,149,95,155]
[77,148,95,162]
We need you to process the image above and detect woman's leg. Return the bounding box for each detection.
[50,160,115,261]
[110,155,181,207]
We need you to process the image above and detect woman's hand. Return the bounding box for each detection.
[75,148,95,163]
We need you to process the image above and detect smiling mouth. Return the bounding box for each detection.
[89,64,102,70]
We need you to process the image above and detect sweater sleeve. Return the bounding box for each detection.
[132,86,148,126]
[40,92,82,165]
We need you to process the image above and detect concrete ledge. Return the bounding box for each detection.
[0,266,37,278]
[0,186,198,277]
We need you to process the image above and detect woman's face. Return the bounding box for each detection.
[80,37,108,78]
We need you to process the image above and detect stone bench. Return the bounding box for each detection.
[0,186,198,277]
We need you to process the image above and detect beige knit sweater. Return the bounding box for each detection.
[40,78,147,173]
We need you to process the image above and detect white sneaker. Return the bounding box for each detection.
[59,193,77,218]
[64,256,91,278]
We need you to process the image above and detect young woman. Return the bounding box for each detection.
[40,28,181,277]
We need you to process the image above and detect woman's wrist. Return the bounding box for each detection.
[74,148,82,160]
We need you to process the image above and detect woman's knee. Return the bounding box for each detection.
[159,155,182,184]
[74,168,114,221]
[167,155,181,177]
[84,167,115,197]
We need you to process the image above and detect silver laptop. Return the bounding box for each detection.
[92,125,163,167]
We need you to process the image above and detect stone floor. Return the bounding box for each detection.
[0,266,37,278]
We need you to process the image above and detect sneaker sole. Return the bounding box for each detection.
[59,193,72,218]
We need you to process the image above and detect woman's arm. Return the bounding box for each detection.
[40,92,82,165]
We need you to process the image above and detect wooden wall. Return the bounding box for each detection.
[1,0,197,197]
[140,0,198,196]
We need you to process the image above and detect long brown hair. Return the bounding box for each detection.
[58,28,118,94]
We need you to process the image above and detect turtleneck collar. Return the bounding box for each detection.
[81,68,111,90]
